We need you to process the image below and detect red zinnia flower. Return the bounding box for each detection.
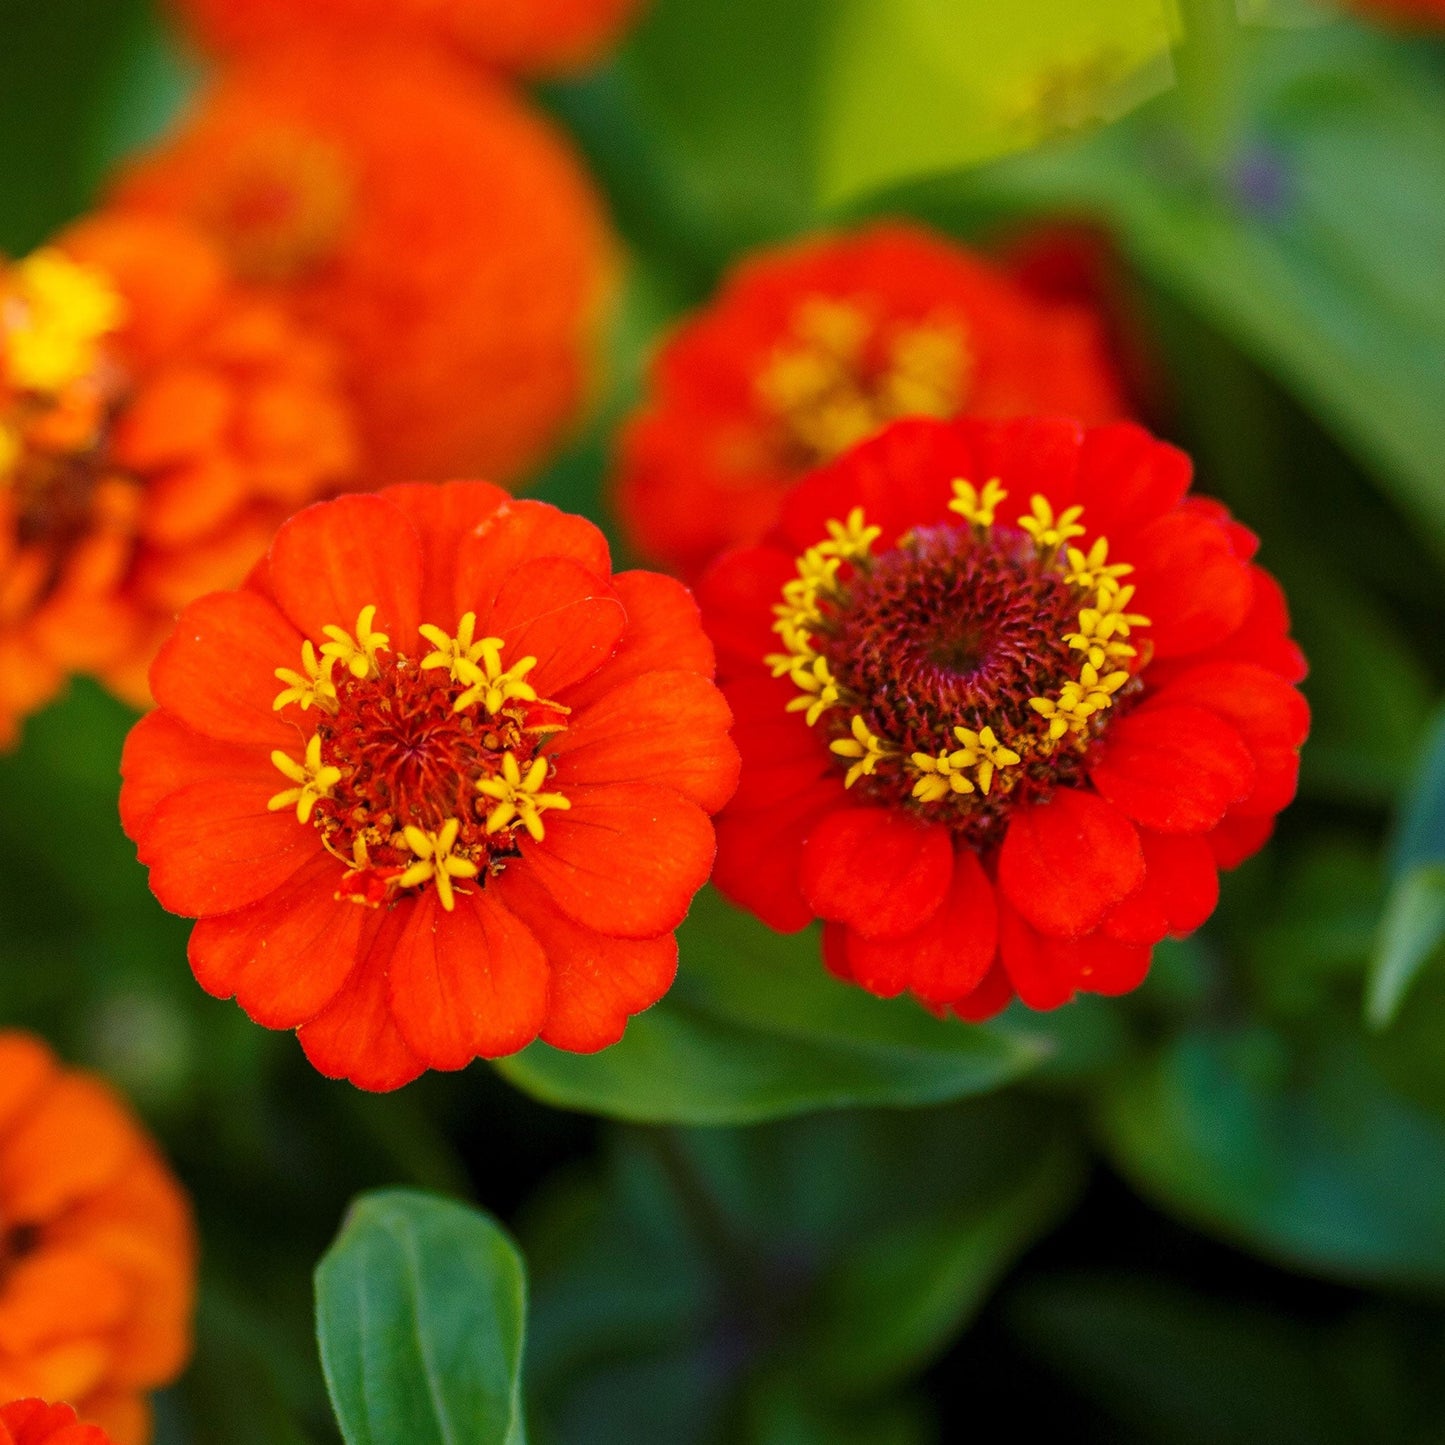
[172,0,649,76]
[1,1400,112,1445]
[613,222,1127,580]
[120,484,739,1090]
[697,416,1308,1018]
[111,41,617,487]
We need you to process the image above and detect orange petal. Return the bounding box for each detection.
[379,480,509,624]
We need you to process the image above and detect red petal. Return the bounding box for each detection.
[1088,703,1255,833]
[120,711,275,841]
[722,677,834,816]
[296,909,425,1092]
[269,493,423,648]
[567,571,717,711]
[453,498,611,621]
[1149,661,1308,817]
[187,855,367,1028]
[798,807,955,941]
[965,416,1085,516]
[136,780,317,917]
[1209,812,1275,869]
[553,671,739,813]
[522,782,715,938]
[1130,509,1254,658]
[998,900,1077,1009]
[149,590,300,748]
[1073,423,1191,540]
[1103,831,1219,945]
[1000,900,1152,1006]
[713,786,841,933]
[950,960,1016,1022]
[388,888,550,1068]
[379,480,509,624]
[503,869,678,1052]
[695,545,796,680]
[843,849,998,1006]
[998,787,1144,938]
[484,558,626,698]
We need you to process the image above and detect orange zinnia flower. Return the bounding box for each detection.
[120,484,739,1091]
[172,0,649,75]
[0,1034,196,1445]
[698,416,1308,1019]
[613,222,1127,580]
[112,41,616,487]
[0,213,355,744]
[1,1399,113,1445]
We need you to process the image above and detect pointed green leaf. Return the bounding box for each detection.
[1366,866,1445,1030]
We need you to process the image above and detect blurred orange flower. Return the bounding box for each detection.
[0,213,355,744]
[112,41,617,487]
[0,1035,196,1445]
[171,0,649,76]
[121,484,738,1090]
[613,222,1127,580]
[1,1398,112,1445]
[1346,0,1445,23]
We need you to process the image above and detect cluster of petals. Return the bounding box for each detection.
[697,415,1309,1019]
[614,221,1127,580]
[1,1400,112,1445]
[121,483,739,1091]
[0,1034,196,1445]
[111,39,616,487]
[0,212,354,744]
[171,0,649,76]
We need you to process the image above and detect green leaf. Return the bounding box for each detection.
[1095,1024,1445,1287]
[818,0,1181,206]
[1366,866,1445,1031]
[1388,705,1445,878]
[495,889,1048,1124]
[316,1191,528,1445]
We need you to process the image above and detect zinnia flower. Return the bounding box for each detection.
[120,483,739,1091]
[0,213,355,744]
[0,1034,196,1445]
[111,40,616,486]
[171,0,649,76]
[1,1399,112,1445]
[697,416,1308,1018]
[613,222,1126,580]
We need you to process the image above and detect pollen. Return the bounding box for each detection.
[948,477,1007,529]
[785,655,845,727]
[476,751,571,842]
[397,818,480,912]
[418,611,499,687]
[454,647,539,716]
[2,249,126,394]
[320,604,390,679]
[268,733,342,822]
[1018,494,1087,557]
[830,714,897,788]
[273,640,339,713]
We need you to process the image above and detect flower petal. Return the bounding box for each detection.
[379,480,509,624]
[149,590,300,748]
[713,786,840,933]
[187,854,367,1029]
[503,869,678,1052]
[552,671,739,812]
[522,782,715,938]
[388,888,550,1068]
[950,960,1016,1022]
[695,545,797,680]
[1088,703,1255,834]
[798,807,955,941]
[269,492,423,647]
[1129,509,1254,658]
[998,787,1144,938]
[843,849,998,1006]
[136,780,317,917]
[1074,422,1191,540]
[1102,831,1219,945]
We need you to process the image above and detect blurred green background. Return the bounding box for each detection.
[5,0,1445,1440]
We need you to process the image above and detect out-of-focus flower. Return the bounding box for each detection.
[0,1034,196,1445]
[171,0,649,77]
[697,416,1308,1019]
[0,213,355,744]
[613,222,1126,580]
[1,1399,112,1445]
[1344,0,1445,25]
[112,41,617,487]
[120,483,739,1091]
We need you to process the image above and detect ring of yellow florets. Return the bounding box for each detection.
[268,605,571,911]
[765,482,1150,839]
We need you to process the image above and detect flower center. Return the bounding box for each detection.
[269,607,571,911]
[766,483,1150,846]
[1,250,134,623]
[202,126,355,283]
[755,298,971,470]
